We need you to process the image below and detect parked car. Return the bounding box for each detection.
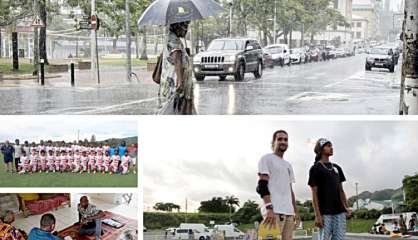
[175,224,212,240]
[365,47,395,72]
[325,45,337,59]
[213,224,245,239]
[193,38,264,81]
[381,45,400,65]
[262,49,274,69]
[264,44,291,67]
[335,48,346,58]
[308,48,320,62]
[289,48,306,64]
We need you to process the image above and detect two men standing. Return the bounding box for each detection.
[257,131,351,240]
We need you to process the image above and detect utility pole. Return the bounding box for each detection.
[91,0,99,84]
[33,0,39,77]
[355,182,359,210]
[274,0,277,44]
[400,0,418,114]
[125,0,132,82]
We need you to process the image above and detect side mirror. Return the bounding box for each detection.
[245,45,254,51]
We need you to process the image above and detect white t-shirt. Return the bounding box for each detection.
[258,153,296,215]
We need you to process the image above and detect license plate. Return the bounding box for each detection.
[375,63,384,66]
[204,64,218,69]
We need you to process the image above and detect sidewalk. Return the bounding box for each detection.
[0,66,154,88]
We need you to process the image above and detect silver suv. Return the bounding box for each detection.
[193,38,264,81]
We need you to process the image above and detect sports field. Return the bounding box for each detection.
[0,154,138,187]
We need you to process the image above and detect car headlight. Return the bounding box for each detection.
[367,57,374,62]
[193,56,201,64]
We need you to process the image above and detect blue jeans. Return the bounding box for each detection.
[80,219,102,240]
[319,213,346,240]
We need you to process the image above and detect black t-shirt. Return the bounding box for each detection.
[308,161,346,215]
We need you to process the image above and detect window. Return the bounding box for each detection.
[356,32,362,39]
[357,22,362,28]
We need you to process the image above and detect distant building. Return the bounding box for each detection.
[352,15,369,42]
[352,0,383,40]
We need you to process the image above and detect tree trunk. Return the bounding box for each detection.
[289,28,293,49]
[39,0,48,64]
[140,27,148,60]
[112,37,118,53]
[135,34,139,59]
[33,27,39,75]
[0,29,2,58]
[12,32,18,70]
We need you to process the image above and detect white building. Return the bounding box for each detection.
[352,15,369,42]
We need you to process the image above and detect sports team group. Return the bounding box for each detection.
[0,139,137,175]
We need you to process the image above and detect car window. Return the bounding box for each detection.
[207,40,245,51]
[265,47,283,54]
[370,48,389,55]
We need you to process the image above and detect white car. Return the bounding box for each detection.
[213,224,245,239]
[289,48,306,64]
[264,44,290,67]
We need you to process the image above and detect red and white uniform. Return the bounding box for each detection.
[72,154,81,172]
[60,155,68,171]
[121,156,131,174]
[104,155,111,172]
[20,156,30,173]
[39,155,47,171]
[81,155,88,171]
[111,155,120,173]
[30,154,39,172]
[96,155,104,171]
[47,155,55,171]
[88,155,96,171]
[54,154,61,171]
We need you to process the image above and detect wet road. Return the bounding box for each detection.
[0,54,401,115]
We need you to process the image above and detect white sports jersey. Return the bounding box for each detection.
[47,155,55,165]
[30,154,39,164]
[111,155,120,166]
[37,145,46,152]
[121,156,131,166]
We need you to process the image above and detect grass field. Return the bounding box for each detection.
[0,58,157,75]
[237,219,376,234]
[0,154,138,187]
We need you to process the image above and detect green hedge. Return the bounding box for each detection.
[144,212,230,229]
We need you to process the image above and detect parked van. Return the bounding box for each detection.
[213,224,245,239]
[174,223,212,240]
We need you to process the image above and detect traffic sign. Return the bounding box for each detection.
[31,15,44,27]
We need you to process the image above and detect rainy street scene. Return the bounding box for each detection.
[0,0,416,115]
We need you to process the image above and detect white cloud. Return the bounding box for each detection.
[140,117,418,212]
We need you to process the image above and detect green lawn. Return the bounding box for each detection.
[0,58,34,74]
[0,154,138,187]
[237,219,376,235]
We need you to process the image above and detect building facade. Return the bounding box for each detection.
[352,15,369,42]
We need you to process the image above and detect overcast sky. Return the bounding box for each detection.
[141,118,418,212]
[0,116,137,143]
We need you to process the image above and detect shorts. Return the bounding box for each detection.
[319,213,346,240]
[275,214,294,240]
[4,157,13,163]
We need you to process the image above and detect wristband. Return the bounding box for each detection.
[265,203,274,210]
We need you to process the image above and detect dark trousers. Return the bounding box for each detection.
[14,157,20,171]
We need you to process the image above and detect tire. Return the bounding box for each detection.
[254,61,263,79]
[234,62,245,81]
[287,58,291,66]
[195,74,205,81]
[365,64,371,71]
[199,237,205,240]
[389,65,395,73]
[280,59,284,67]
[219,76,227,81]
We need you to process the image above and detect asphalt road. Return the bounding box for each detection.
[0,54,401,115]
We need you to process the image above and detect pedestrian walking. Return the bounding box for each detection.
[1,140,15,173]
[257,130,300,240]
[159,21,195,114]
[308,138,352,240]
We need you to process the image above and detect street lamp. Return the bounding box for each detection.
[355,182,359,211]
[226,0,233,38]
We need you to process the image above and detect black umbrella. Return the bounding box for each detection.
[137,0,224,27]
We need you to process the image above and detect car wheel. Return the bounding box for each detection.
[365,64,371,71]
[195,74,205,81]
[287,59,291,66]
[254,61,263,79]
[234,62,245,81]
[280,59,284,67]
[199,237,205,240]
[389,65,395,73]
[219,76,227,81]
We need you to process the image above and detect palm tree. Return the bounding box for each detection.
[225,196,240,222]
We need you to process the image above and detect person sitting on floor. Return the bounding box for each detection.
[0,210,26,240]
[78,196,105,240]
[28,213,62,240]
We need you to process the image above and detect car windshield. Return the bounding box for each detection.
[370,48,389,55]
[265,47,283,54]
[207,40,245,51]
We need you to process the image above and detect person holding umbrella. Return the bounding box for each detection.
[137,0,224,115]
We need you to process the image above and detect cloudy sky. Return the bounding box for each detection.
[141,117,418,212]
[0,116,137,143]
